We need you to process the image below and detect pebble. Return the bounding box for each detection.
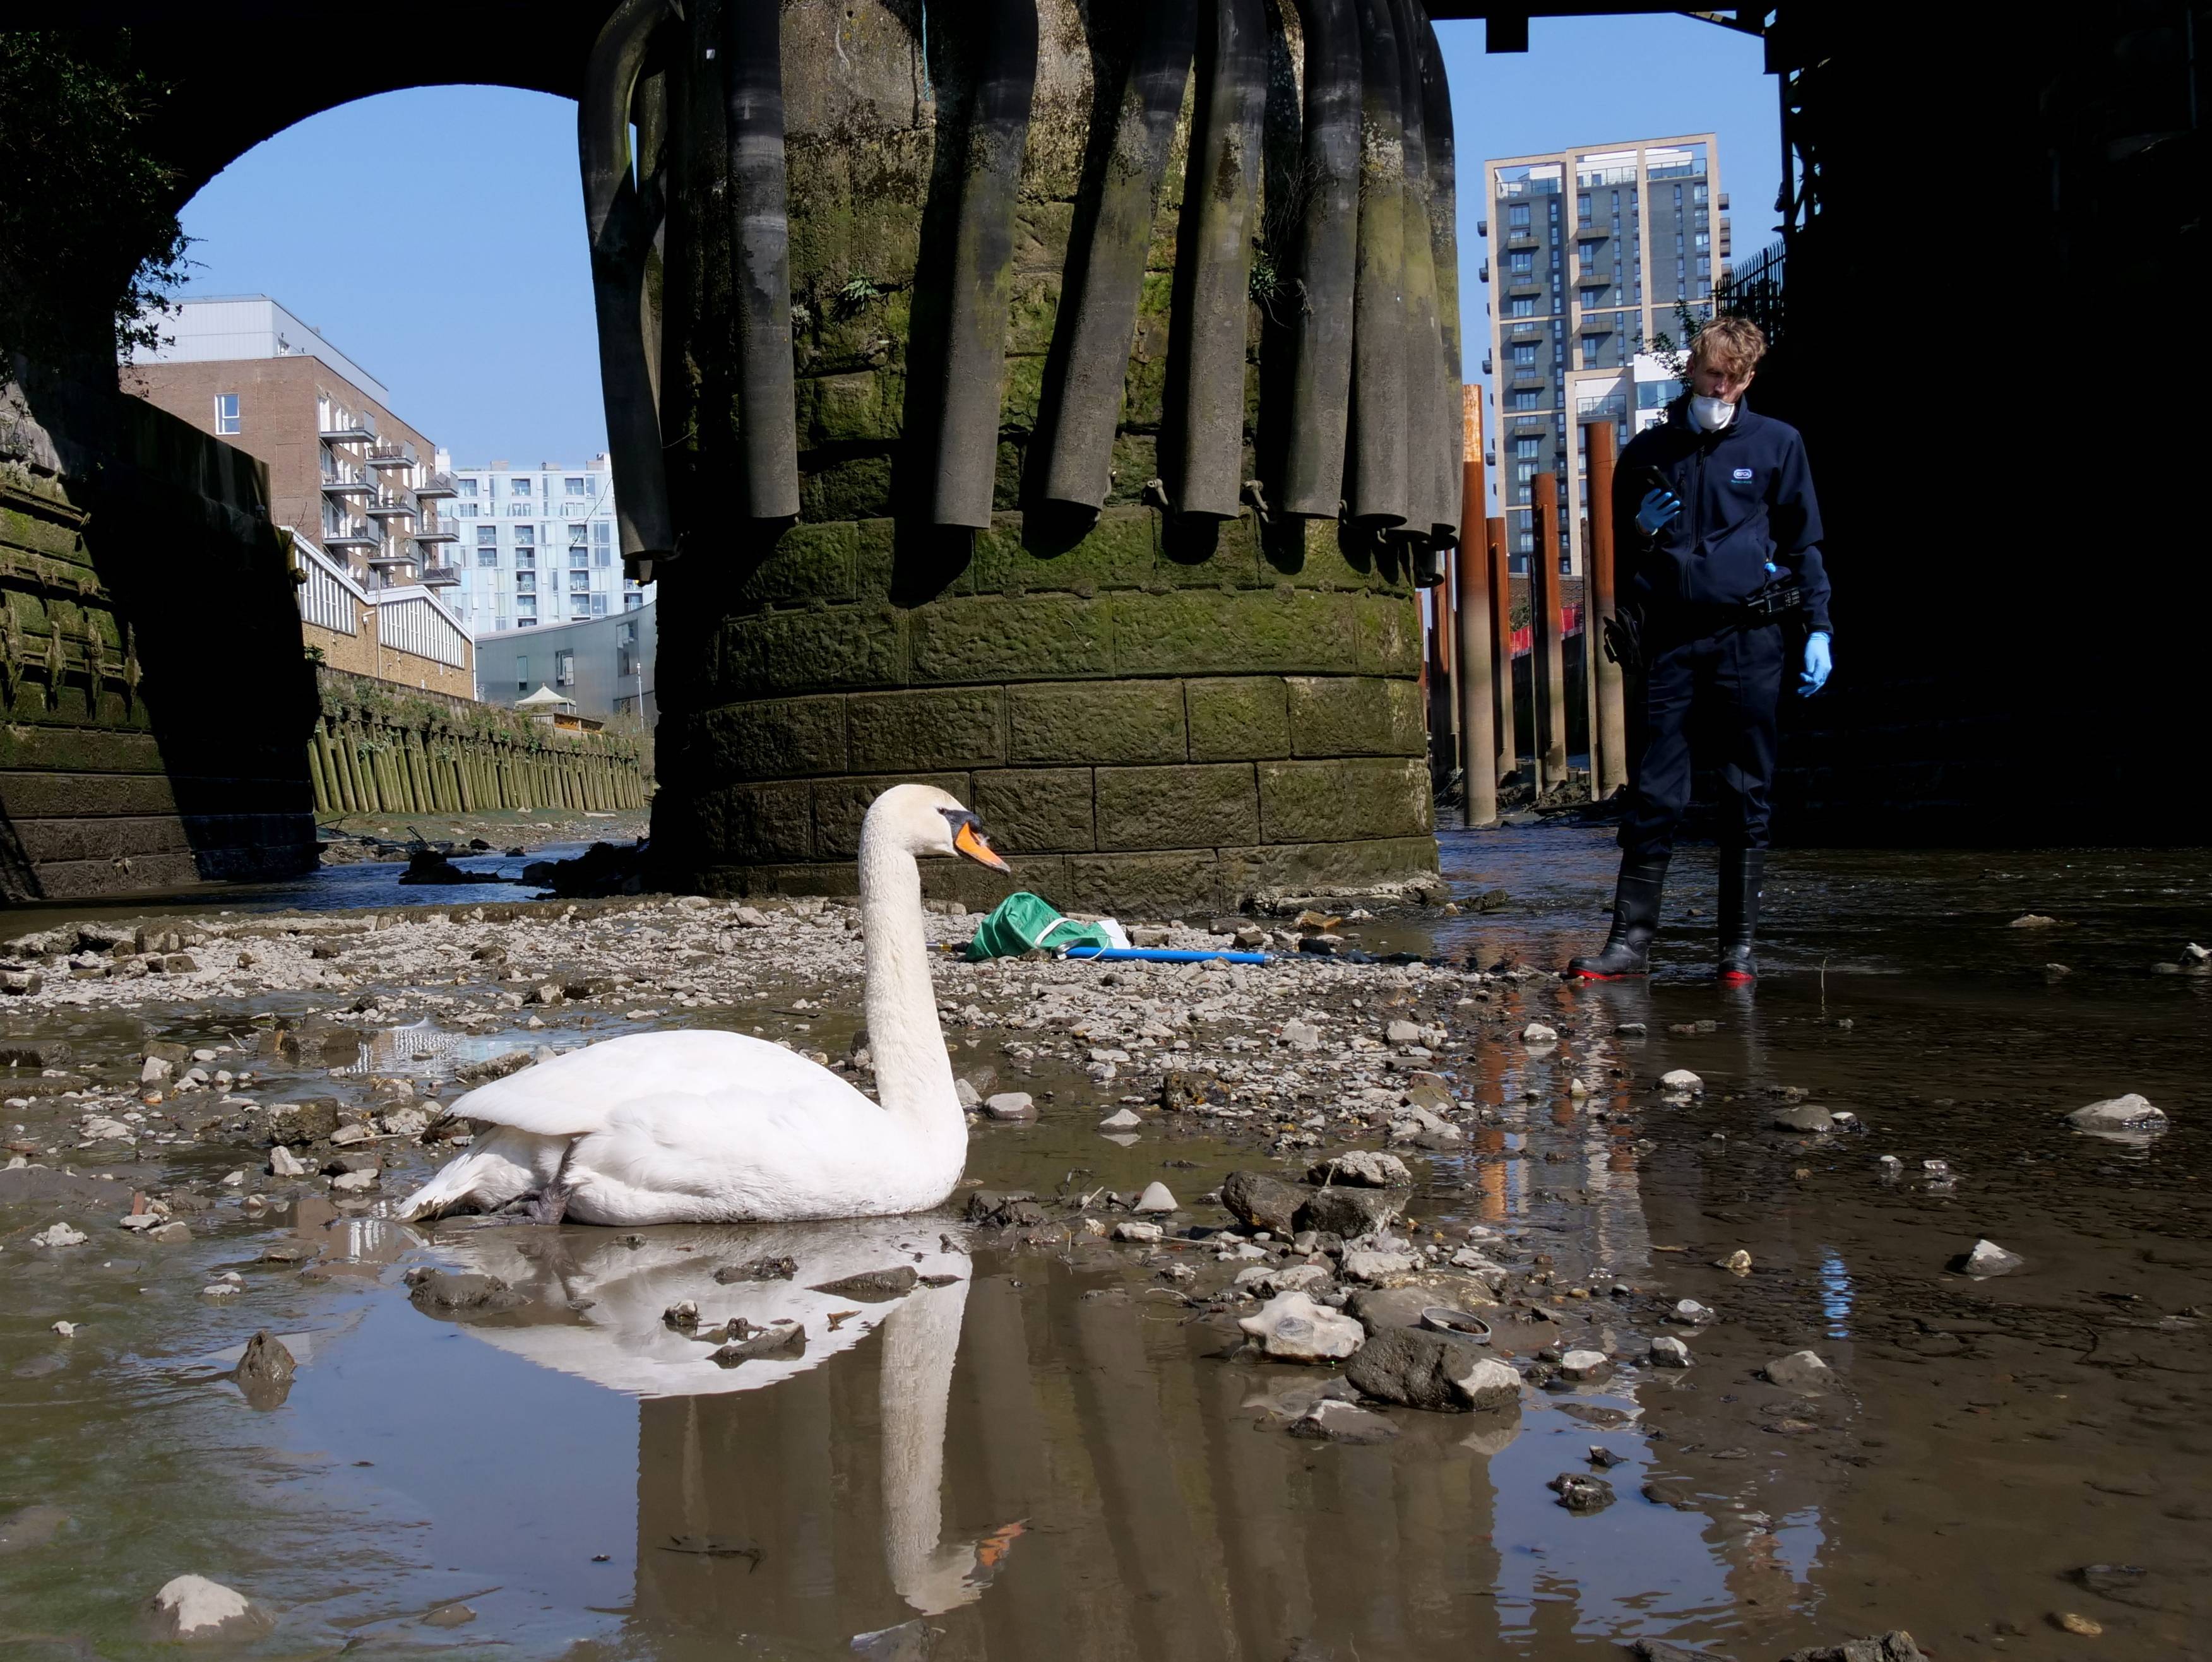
[1097,1109,1144,1131]
[982,1092,1037,1122]
[1307,1149,1412,1189]
[51,1321,76,1338]
[269,1146,312,1178]
[1238,1290,1365,1363]
[1280,1020,1321,1050]
[147,1575,265,1640]
[2052,1612,2103,1636]
[1953,1238,2025,1278]
[2067,1093,2167,1134]
[1557,1349,1612,1384]
[1658,1069,1703,1094]
[30,1223,86,1249]
[1715,1249,1752,1273]
[1112,1220,1163,1244]
[202,1272,246,1298]
[1649,1336,1692,1368]
[1548,1472,1615,1513]
[1771,1104,1835,1133]
[1665,1298,1715,1326]
[1519,1022,1558,1045]
[1133,1182,1177,1213]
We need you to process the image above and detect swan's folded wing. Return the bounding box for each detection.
[452,1028,864,1138]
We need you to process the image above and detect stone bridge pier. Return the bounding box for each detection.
[616,0,1464,912]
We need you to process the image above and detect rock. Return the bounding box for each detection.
[147,1575,269,1641]
[2067,1093,2167,1133]
[1113,1220,1164,1244]
[982,1091,1037,1122]
[1548,1472,1615,1513]
[1772,1104,1835,1132]
[1385,1019,1422,1045]
[146,1221,192,1245]
[404,1268,529,1315]
[0,1503,68,1555]
[954,1077,982,1110]
[234,1331,297,1408]
[1649,1336,1692,1368]
[808,1266,918,1302]
[1307,1149,1412,1189]
[1129,925,1172,947]
[1288,1400,1399,1445]
[1293,1185,1405,1238]
[1340,1245,1421,1283]
[1628,1642,1729,1662]
[1347,1327,1519,1413]
[708,1323,806,1366]
[1715,1249,1752,1273]
[1615,1021,1648,1037]
[1657,1069,1703,1094]
[1239,1291,1365,1363]
[964,1192,1047,1230]
[1235,1262,1331,1297]
[2051,1613,2102,1637]
[268,1145,312,1178]
[1280,1020,1322,1051]
[1098,1108,1144,1131]
[713,1254,799,1282]
[140,1055,175,1084]
[30,1223,87,1249]
[1762,1349,1834,1391]
[423,1603,477,1627]
[1134,1182,1177,1213]
[1222,1170,1305,1235]
[663,1300,701,1330]
[1519,1022,1558,1045]
[1345,1287,1435,1334]
[2009,913,2058,927]
[1665,1298,1715,1326]
[330,1168,378,1194]
[1777,1633,1928,1662]
[51,1321,77,1338]
[1952,1238,2025,1277]
[1557,1349,1612,1384]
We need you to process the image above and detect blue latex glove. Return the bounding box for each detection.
[1799,631,1832,696]
[1634,486,1682,537]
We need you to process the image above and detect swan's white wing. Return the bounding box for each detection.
[452,1028,874,1138]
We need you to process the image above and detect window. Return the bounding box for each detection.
[510,477,532,497]
[592,594,609,616]
[1576,193,1591,223]
[569,569,590,592]
[569,596,590,619]
[507,502,531,516]
[624,590,643,610]
[1692,182,1708,205]
[455,502,477,517]
[1516,461,1535,484]
[593,520,611,547]
[1514,436,1540,458]
[514,525,535,548]
[1507,203,1530,228]
[1511,343,1537,364]
[458,478,478,497]
[565,477,585,496]
[515,571,536,593]
[475,525,496,547]
[1508,297,1534,318]
[213,393,240,434]
[476,546,498,567]
[555,650,574,687]
[515,658,528,689]
[1508,250,1533,273]
[595,548,612,568]
[1510,390,1538,410]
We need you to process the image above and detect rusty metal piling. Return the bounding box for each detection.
[1585,416,1628,797]
[1454,388,1495,826]
[1531,473,1568,788]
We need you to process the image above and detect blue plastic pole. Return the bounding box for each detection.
[1060,946,1272,964]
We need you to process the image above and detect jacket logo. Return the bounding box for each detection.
[1731,467,1754,482]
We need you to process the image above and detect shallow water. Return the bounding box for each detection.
[3,828,2209,1659]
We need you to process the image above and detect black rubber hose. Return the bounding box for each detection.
[580,0,675,567]
[1167,0,1269,519]
[1346,0,1408,528]
[722,0,800,522]
[1280,0,1359,518]
[929,0,1040,530]
[1417,9,1463,545]
[1038,1,1197,511]
[1388,0,1444,545]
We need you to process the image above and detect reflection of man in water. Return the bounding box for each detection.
[1569,317,1833,983]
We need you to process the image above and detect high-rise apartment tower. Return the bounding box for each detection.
[1477,136,1732,576]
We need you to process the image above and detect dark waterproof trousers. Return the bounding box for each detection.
[1617,617,1785,860]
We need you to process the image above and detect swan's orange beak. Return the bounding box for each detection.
[954,820,1009,872]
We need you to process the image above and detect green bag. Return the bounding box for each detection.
[965,891,1116,961]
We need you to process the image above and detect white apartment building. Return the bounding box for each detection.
[437,453,654,635]
[1563,350,1685,575]
[1476,135,1731,576]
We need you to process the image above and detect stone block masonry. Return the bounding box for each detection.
[309,668,648,818]
[646,2,1448,911]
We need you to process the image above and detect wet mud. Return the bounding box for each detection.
[1,824,2206,1659]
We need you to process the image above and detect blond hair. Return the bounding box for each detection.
[1690,315,1766,379]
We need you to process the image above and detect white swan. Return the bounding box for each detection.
[398,783,1008,1226]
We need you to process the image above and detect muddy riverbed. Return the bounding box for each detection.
[1,825,2206,1660]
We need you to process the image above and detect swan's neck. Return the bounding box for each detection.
[859,834,963,1151]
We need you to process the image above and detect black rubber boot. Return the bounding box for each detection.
[1717,848,1766,983]
[1567,857,1668,978]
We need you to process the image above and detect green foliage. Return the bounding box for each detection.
[836,274,883,315]
[1509,597,1532,631]
[0,32,190,378]
[1247,254,1284,322]
[1638,301,1710,379]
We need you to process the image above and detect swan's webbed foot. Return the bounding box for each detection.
[519,1181,571,1226]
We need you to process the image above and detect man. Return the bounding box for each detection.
[1568,316,1831,983]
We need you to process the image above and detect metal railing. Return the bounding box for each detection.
[414,471,458,498]
[368,444,415,468]
[1713,238,1786,343]
[366,492,415,518]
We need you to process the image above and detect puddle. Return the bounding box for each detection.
[1,829,2208,1657]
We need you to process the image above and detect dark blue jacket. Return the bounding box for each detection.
[1615,396,1831,635]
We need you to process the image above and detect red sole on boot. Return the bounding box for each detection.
[1718,970,1756,984]
[1567,970,1646,980]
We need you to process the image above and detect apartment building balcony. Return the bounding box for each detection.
[1509,366,1546,388]
[412,524,460,545]
[320,474,373,498]
[1574,222,1609,241]
[324,522,380,550]
[319,419,374,444]
[1508,322,1544,341]
[365,493,415,519]
[1475,261,1489,282]
[1579,312,1615,333]
[417,565,461,588]
[1506,232,1539,251]
[1479,353,1493,375]
[367,444,415,470]
[414,471,458,499]
[1506,277,1543,298]
[366,552,419,574]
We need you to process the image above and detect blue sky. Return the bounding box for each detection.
[174,13,1775,466]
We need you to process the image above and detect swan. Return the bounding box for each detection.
[397,783,1009,1226]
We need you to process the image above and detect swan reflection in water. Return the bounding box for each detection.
[407,1216,1020,1632]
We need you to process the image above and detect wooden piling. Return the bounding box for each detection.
[1486,514,1514,788]
[1531,472,1568,786]
[1454,387,1496,827]
[1585,415,1628,797]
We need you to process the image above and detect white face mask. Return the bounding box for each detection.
[1689,395,1737,432]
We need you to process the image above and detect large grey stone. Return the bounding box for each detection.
[1307,1149,1412,1188]
[1221,1169,1304,1235]
[1294,1185,1405,1238]
[147,1576,270,1641]
[1778,1634,1929,1662]
[1772,1104,1836,1132]
[1347,1327,1519,1413]
[1951,1238,2024,1278]
[1238,1291,1364,1363]
[1761,1349,1834,1391]
[2067,1093,2166,1133]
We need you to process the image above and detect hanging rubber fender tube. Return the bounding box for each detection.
[722,0,802,521]
[1345,0,1409,528]
[1037,0,1196,511]
[1416,10,1465,547]
[1280,0,1360,519]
